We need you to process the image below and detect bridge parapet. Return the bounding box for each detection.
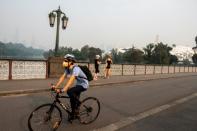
[0,58,196,80]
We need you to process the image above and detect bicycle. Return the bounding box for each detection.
[28,87,100,131]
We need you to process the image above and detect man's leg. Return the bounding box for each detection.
[67,86,86,120]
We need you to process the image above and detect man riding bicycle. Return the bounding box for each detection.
[52,54,89,121]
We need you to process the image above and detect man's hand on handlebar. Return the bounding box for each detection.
[51,84,64,93]
[51,84,56,90]
[55,89,61,93]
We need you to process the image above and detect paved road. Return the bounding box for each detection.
[119,97,197,131]
[0,75,197,131]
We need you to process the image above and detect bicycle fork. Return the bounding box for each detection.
[46,101,61,130]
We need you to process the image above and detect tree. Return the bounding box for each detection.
[182,59,191,65]
[169,55,178,64]
[88,47,102,63]
[80,45,89,61]
[143,43,154,64]
[43,44,103,62]
[0,42,44,59]
[110,48,123,64]
[152,42,172,64]
[43,49,54,58]
[80,45,103,62]
[123,47,144,64]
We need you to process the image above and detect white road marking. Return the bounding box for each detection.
[93,92,197,131]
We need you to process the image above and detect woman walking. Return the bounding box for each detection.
[104,55,113,79]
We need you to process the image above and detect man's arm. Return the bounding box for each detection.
[54,73,66,89]
[61,75,75,92]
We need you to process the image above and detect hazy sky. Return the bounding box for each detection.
[0,0,197,51]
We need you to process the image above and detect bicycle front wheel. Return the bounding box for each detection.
[28,103,62,131]
[79,97,100,124]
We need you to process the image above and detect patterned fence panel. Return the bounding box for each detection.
[111,64,122,75]
[123,65,134,75]
[169,66,174,73]
[12,61,25,79]
[99,64,106,76]
[180,66,185,72]
[135,65,145,75]
[12,61,46,79]
[162,66,168,74]
[185,66,189,72]
[146,65,154,75]
[193,67,196,72]
[155,66,162,74]
[88,63,94,75]
[175,66,180,73]
[0,60,9,80]
[189,67,193,72]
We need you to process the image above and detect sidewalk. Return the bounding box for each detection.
[0,73,197,96]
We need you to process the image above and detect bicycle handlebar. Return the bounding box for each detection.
[50,83,70,98]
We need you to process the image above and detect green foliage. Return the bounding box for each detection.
[122,47,144,64]
[143,42,178,65]
[110,49,123,63]
[143,43,154,64]
[169,55,178,64]
[152,42,171,64]
[0,41,44,59]
[182,59,191,65]
[88,46,103,62]
[43,42,177,66]
[1,40,179,65]
[44,44,103,63]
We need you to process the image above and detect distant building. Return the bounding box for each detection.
[115,48,130,53]
[170,45,194,62]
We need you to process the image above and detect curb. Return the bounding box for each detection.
[0,74,196,96]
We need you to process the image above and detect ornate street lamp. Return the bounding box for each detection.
[49,13,56,27]
[62,15,68,29]
[195,36,197,46]
[49,6,68,56]
[192,36,197,54]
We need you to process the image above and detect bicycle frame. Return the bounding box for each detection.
[51,92,72,115]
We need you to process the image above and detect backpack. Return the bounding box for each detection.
[77,65,93,81]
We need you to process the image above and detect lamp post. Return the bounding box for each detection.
[49,6,68,56]
[192,36,197,65]
[192,36,197,54]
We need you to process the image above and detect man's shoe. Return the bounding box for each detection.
[68,114,74,123]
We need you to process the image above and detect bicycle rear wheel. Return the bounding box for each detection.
[28,103,62,131]
[79,97,100,124]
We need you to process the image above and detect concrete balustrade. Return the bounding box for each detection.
[0,59,47,80]
[0,60,9,80]
[0,58,196,80]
